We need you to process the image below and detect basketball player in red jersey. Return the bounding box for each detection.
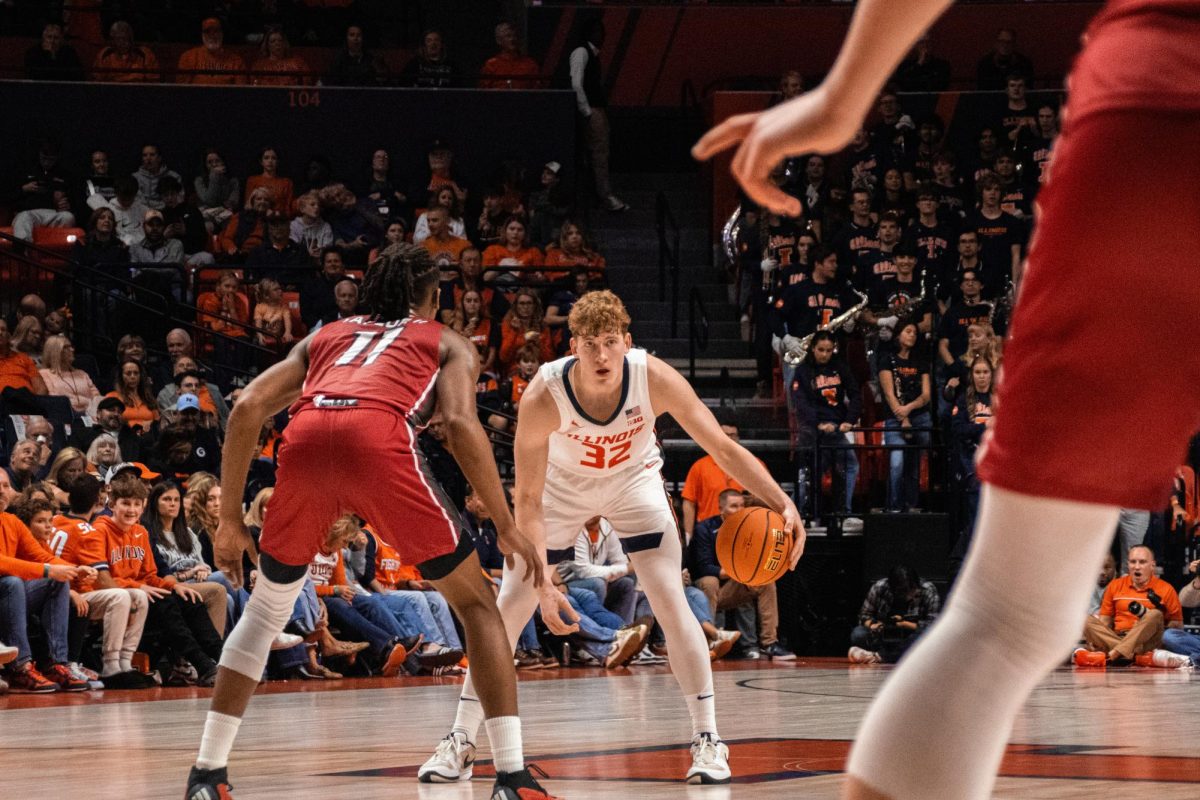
[696,1,1200,798]
[185,243,568,800]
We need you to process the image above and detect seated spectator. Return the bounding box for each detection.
[72,396,146,462]
[400,28,459,88]
[544,221,605,282]
[1079,545,1183,665]
[6,439,43,492]
[633,567,742,662]
[1088,553,1118,615]
[1161,557,1200,666]
[557,516,637,625]
[247,214,308,282]
[423,139,468,206]
[313,279,361,331]
[439,246,509,324]
[498,289,554,374]
[942,322,1002,401]
[448,289,499,376]
[143,481,231,637]
[0,470,92,693]
[111,334,147,381]
[308,516,416,676]
[688,491,795,661]
[965,173,1024,287]
[483,216,544,282]
[300,247,349,330]
[681,421,752,540]
[791,331,861,527]
[253,277,295,347]
[530,162,573,245]
[361,149,408,224]
[40,335,100,414]
[368,220,408,265]
[879,322,932,512]
[159,175,214,267]
[480,22,542,89]
[95,474,222,685]
[107,176,150,246]
[420,204,471,267]
[48,475,154,688]
[356,525,466,672]
[74,206,129,271]
[290,191,333,260]
[11,137,75,242]
[177,17,246,86]
[194,148,240,232]
[413,187,466,244]
[545,271,593,358]
[198,270,251,341]
[476,185,507,248]
[129,209,185,273]
[133,143,182,212]
[11,316,44,367]
[81,149,117,213]
[325,24,385,86]
[104,358,159,434]
[497,344,542,424]
[323,184,383,265]
[85,432,123,475]
[250,27,311,86]
[219,187,274,257]
[92,20,159,82]
[0,319,48,394]
[245,147,294,218]
[24,21,84,82]
[44,447,87,509]
[156,365,227,431]
[847,565,940,664]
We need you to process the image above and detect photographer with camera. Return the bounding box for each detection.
[1079,545,1183,665]
[848,564,939,664]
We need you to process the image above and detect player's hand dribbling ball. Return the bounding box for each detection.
[716,506,793,586]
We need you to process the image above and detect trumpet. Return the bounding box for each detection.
[777,289,870,365]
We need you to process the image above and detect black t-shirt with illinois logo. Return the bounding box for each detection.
[937,300,993,359]
[791,360,862,427]
[965,208,1025,282]
[880,352,929,419]
[770,278,861,339]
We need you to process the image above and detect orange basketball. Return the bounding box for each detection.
[715,506,791,586]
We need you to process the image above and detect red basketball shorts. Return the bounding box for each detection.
[977,107,1200,509]
[258,406,462,568]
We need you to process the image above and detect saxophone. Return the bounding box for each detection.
[721,204,743,265]
[779,288,870,365]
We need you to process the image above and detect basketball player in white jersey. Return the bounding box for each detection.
[420,290,803,784]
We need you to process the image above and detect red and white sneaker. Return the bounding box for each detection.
[46,662,90,692]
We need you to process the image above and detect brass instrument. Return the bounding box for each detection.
[779,288,870,365]
[721,204,743,265]
[988,280,1016,328]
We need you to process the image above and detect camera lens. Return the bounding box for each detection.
[1128,600,1145,618]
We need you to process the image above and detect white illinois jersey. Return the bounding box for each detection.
[541,347,660,478]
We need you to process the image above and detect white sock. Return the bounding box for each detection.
[101,657,121,677]
[484,716,524,774]
[847,485,1119,800]
[219,572,304,680]
[118,656,133,673]
[196,711,243,770]
[685,683,717,739]
[451,693,483,742]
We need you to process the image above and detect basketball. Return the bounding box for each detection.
[715,506,791,586]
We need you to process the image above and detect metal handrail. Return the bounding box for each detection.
[655,191,681,333]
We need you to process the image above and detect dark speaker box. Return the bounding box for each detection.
[864,513,952,584]
[776,535,864,656]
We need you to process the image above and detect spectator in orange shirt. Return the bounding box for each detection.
[0,319,48,395]
[420,205,471,267]
[245,147,294,216]
[177,18,246,86]
[448,289,500,377]
[219,186,274,257]
[1081,545,1183,664]
[498,289,554,374]
[0,470,92,693]
[104,359,159,434]
[95,474,222,685]
[544,220,606,282]
[482,216,544,282]
[479,22,543,89]
[198,270,251,340]
[250,28,311,86]
[682,421,757,539]
[92,21,160,82]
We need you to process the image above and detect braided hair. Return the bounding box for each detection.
[361,242,441,322]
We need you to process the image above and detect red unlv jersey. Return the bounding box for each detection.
[1068,0,1200,124]
[291,315,443,426]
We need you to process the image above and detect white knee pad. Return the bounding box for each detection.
[219,574,304,680]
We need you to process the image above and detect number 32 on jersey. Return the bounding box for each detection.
[568,424,645,470]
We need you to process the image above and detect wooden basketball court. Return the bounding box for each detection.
[2,658,1197,798]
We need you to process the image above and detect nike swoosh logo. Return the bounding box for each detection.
[697,693,713,701]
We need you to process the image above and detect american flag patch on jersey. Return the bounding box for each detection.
[625,405,641,418]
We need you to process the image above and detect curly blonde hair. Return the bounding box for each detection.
[567,289,630,338]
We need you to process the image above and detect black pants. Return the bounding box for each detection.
[139,594,223,675]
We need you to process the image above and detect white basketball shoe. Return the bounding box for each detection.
[686,732,731,784]
[418,732,476,783]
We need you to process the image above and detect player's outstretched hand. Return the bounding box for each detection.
[540,588,581,636]
[496,523,546,589]
[780,499,806,570]
[692,84,863,216]
[214,517,255,590]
